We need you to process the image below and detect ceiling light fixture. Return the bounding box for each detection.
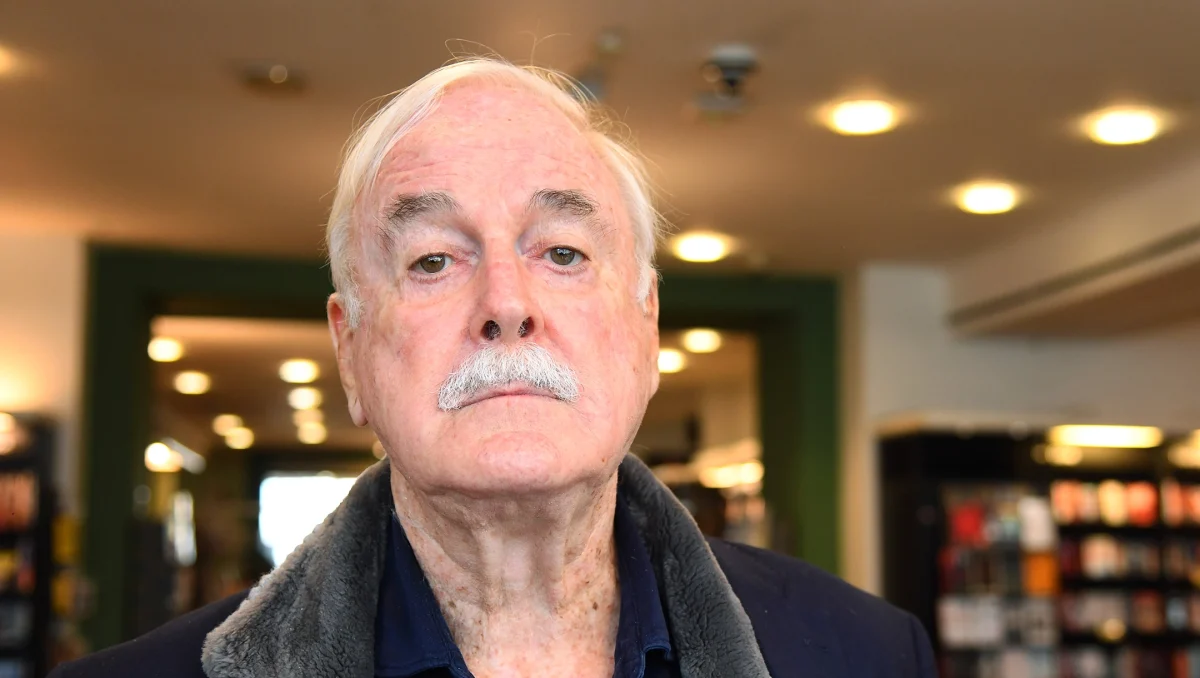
[1084,106,1162,145]
[824,99,899,135]
[1048,425,1163,449]
[658,348,687,374]
[0,45,19,77]
[225,427,255,450]
[148,338,184,362]
[145,442,182,473]
[174,371,211,395]
[0,413,23,456]
[298,422,327,445]
[681,329,723,353]
[212,414,243,436]
[241,62,306,95]
[671,231,733,263]
[953,181,1020,215]
[279,359,320,384]
[288,387,322,410]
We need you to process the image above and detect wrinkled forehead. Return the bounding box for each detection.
[364,81,631,228]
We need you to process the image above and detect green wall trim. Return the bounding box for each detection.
[657,274,840,572]
[80,248,838,649]
[80,247,334,648]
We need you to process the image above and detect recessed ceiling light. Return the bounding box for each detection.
[658,348,687,374]
[212,414,243,436]
[148,337,184,362]
[292,409,324,426]
[682,329,723,353]
[671,231,733,263]
[298,422,328,445]
[953,181,1020,215]
[225,427,255,450]
[144,442,182,473]
[279,359,319,384]
[823,99,899,135]
[1084,106,1163,145]
[174,371,211,395]
[0,45,19,77]
[241,62,306,95]
[288,387,322,410]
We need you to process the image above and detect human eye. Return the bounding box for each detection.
[409,253,453,275]
[542,246,586,268]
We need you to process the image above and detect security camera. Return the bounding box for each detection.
[702,43,759,98]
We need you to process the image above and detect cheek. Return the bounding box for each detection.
[552,294,652,406]
[357,304,462,421]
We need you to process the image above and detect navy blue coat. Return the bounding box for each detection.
[50,538,934,677]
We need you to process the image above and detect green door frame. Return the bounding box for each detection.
[80,245,838,649]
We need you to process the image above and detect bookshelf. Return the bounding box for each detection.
[0,415,55,678]
[882,429,1200,678]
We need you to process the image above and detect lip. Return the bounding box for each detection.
[459,385,559,408]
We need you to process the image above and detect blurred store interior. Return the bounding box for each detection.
[5,1,1200,676]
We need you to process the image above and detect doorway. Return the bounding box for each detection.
[78,246,838,648]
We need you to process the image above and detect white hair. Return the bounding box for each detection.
[437,343,580,411]
[326,57,664,327]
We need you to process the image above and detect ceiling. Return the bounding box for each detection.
[964,258,1200,336]
[5,1,1200,274]
[151,316,755,453]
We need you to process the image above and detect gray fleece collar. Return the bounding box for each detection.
[202,456,771,678]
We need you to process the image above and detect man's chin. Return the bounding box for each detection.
[443,439,614,497]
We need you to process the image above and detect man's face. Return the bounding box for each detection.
[330,81,660,496]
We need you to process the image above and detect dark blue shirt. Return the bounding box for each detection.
[375,495,678,678]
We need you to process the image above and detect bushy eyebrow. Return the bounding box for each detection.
[378,191,460,253]
[526,189,614,241]
[527,188,597,217]
[386,191,460,225]
[376,188,615,255]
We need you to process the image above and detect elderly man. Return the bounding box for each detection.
[53,58,934,678]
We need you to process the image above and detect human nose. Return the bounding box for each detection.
[469,250,544,346]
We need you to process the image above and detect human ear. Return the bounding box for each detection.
[327,294,368,426]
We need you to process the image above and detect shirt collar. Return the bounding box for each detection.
[375,493,674,678]
[612,490,674,675]
[374,512,469,677]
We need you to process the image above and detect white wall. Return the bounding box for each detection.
[0,231,86,514]
[842,263,1200,594]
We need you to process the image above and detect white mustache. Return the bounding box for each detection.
[437,344,581,411]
